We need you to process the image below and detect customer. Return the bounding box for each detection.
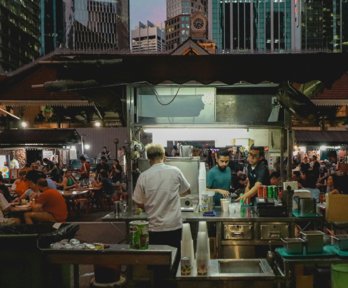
[24,173,67,224]
[237,146,270,204]
[109,159,123,183]
[59,170,78,190]
[133,143,191,251]
[79,155,91,185]
[206,149,232,206]
[11,170,30,198]
[0,193,20,225]
[269,171,281,186]
[0,174,13,202]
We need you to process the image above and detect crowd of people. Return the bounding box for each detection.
[0,145,129,226]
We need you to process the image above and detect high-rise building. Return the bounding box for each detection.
[40,0,65,55]
[131,21,165,53]
[209,0,348,54]
[0,1,40,73]
[166,0,208,51]
[64,0,129,51]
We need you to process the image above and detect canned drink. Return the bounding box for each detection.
[257,186,263,198]
[262,185,268,199]
[267,186,273,199]
[114,201,120,217]
[129,220,149,250]
[181,257,192,275]
[272,186,278,200]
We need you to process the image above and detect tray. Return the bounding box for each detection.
[325,245,348,257]
[275,245,335,258]
[292,211,322,218]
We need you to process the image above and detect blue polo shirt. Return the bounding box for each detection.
[207,166,231,206]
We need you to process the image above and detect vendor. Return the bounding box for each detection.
[237,146,270,204]
[206,149,231,206]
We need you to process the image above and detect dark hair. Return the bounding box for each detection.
[101,156,107,161]
[217,149,229,158]
[80,156,86,161]
[270,171,280,179]
[37,179,48,188]
[238,173,247,181]
[250,145,265,157]
[26,170,47,184]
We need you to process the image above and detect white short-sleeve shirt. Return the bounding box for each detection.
[133,163,190,232]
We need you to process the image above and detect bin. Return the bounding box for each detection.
[0,223,79,288]
[332,264,348,288]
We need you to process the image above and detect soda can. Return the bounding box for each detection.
[129,220,149,250]
[257,186,263,198]
[181,257,192,275]
[262,185,267,199]
[267,186,273,199]
[272,186,278,200]
[114,201,120,217]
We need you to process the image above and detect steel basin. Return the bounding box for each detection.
[218,259,274,276]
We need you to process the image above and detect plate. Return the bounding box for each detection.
[15,204,30,209]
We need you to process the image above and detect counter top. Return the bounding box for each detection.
[102,207,323,222]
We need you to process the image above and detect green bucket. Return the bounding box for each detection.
[332,264,348,288]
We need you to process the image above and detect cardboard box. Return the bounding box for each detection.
[326,193,348,222]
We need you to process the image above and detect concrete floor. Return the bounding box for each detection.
[69,209,127,288]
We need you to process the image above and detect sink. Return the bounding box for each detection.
[218,259,274,276]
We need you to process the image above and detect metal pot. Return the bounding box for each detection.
[332,235,348,251]
[281,238,306,254]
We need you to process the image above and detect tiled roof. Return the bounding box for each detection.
[312,73,348,100]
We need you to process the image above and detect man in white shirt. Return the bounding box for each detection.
[133,143,191,250]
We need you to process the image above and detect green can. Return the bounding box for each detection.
[129,220,149,250]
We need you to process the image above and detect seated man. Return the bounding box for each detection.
[24,178,68,224]
[0,193,21,226]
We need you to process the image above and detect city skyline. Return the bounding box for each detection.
[130,0,166,29]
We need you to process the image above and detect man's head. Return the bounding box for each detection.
[216,149,229,171]
[270,171,281,186]
[26,170,46,190]
[79,155,86,162]
[146,144,165,164]
[100,156,107,163]
[247,146,264,166]
[37,178,49,192]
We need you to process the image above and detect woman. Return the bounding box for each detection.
[109,159,123,183]
[59,170,78,190]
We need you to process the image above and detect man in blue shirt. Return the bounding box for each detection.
[206,149,231,206]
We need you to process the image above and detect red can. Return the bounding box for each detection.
[262,185,267,199]
[257,186,263,198]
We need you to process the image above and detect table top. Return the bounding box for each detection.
[60,189,89,197]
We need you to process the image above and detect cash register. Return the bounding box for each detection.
[255,197,287,217]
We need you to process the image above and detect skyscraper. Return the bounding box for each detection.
[131,21,165,53]
[209,0,348,54]
[64,0,130,51]
[40,0,65,55]
[0,1,40,73]
[166,0,208,50]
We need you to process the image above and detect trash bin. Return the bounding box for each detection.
[0,223,79,288]
[332,264,348,288]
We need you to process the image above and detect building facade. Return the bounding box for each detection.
[0,1,40,73]
[64,0,129,51]
[166,0,208,51]
[131,21,165,53]
[209,0,348,54]
[40,0,65,55]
